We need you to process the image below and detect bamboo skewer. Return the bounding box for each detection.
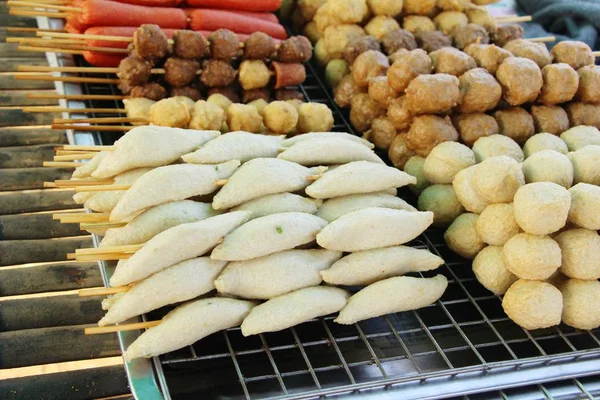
[8,0,81,11]
[79,286,131,297]
[76,244,144,255]
[593,51,600,57]
[495,15,532,23]
[53,179,114,187]
[7,37,86,45]
[53,211,110,221]
[7,26,66,32]
[10,9,71,17]
[75,184,132,192]
[43,161,83,167]
[62,144,115,151]
[54,153,95,161]
[13,74,120,84]
[54,117,146,124]
[27,93,127,100]
[18,65,167,74]
[75,253,133,261]
[85,320,161,335]
[79,221,126,230]
[18,45,85,55]
[528,36,556,43]
[24,106,127,113]
[52,124,133,131]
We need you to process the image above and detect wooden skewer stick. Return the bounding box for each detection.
[61,144,115,151]
[43,161,82,167]
[10,9,71,17]
[85,320,161,335]
[53,124,133,131]
[78,286,131,297]
[8,37,85,45]
[18,45,85,55]
[7,27,66,33]
[528,36,556,43]
[56,149,99,155]
[54,153,95,161]
[75,184,131,192]
[593,51,600,57]
[28,93,127,100]
[307,174,321,181]
[38,31,133,42]
[19,65,166,74]
[54,117,146,124]
[80,221,126,230]
[76,244,143,255]
[19,44,128,54]
[495,15,532,23]
[53,211,109,220]
[23,106,126,113]
[8,1,81,12]
[53,179,114,187]
[75,253,133,262]
[13,74,120,84]
[44,182,57,187]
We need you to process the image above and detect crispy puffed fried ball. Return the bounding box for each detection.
[522,150,573,188]
[568,183,600,230]
[149,97,190,128]
[368,76,399,108]
[434,11,468,35]
[550,41,594,70]
[406,73,460,114]
[523,133,569,158]
[296,103,334,134]
[388,133,416,169]
[365,16,401,40]
[189,100,225,131]
[262,101,299,134]
[367,0,403,16]
[350,93,386,133]
[472,134,524,163]
[207,93,233,111]
[423,141,476,184]
[503,39,552,68]
[513,182,570,235]
[437,0,470,11]
[452,23,489,50]
[452,165,489,213]
[444,213,486,259]
[352,50,389,88]
[465,5,496,32]
[324,24,366,59]
[367,117,397,150]
[405,115,459,157]
[464,44,512,76]
[502,280,562,330]
[473,246,518,295]
[334,74,365,108]
[476,203,520,246]
[560,126,600,151]
[472,156,525,203]
[575,65,600,104]
[402,16,436,34]
[560,279,600,330]
[328,0,369,24]
[555,228,600,280]
[530,105,570,135]
[314,39,331,66]
[343,35,381,65]
[569,145,600,185]
[430,47,476,77]
[539,63,579,105]
[226,103,263,133]
[403,0,436,16]
[496,57,543,106]
[494,107,534,145]
[388,48,410,64]
[387,96,413,131]
[503,233,561,280]
[404,155,431,195]
[387,49,433,93]
[452,113,499,147]
[418,184,465,227]
[458,68,502,113]
[238,60,271,91]
[325,59,349,88]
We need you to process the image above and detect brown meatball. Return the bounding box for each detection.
[130,82,167,101]
[416,30,452,53]
[458,67,502,113]
[209,29,240,61]
[464,44,512,75]
[244,32,277,60]
[173,30,209,60]
[275,89,304,101]
[387,49,433,92]
[133,24,168,63]
[565,102,600,129]
[503,39,552,68]
[492,24,523,47]
[277,35,313,63]
[343,36,381,66]
[452,113,499,146]
[164,57,200,88]
[387,96,413,131]
[406,73,460,114]
[388,133,416,169]
[530,105,570,135]
[405,115,459,157]
[352,50,389,88]
[496,57,543,106]
[367,117,397,150]
[429,47,476,76]
[207,86,241,103]
[350,93,386,132]
[453,23,489,50]
[368,76,398,108]
[334,74,365,107]
[170,86,203,102]
[550,41,595,70]
[381,29,417,54]
[576,65,600,104]
[201,60,237,88]
[494,107,534,144]
[118,80,133,95]
[539,63,579,105]
[117,56,151,86]
[243,88,271,103]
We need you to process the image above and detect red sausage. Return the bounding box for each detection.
[83,51,126,67]
[111,0,184,7]
[271,62,306,89]
[189,9,287,39]
[184,0,282,12]
[79,0,187,29]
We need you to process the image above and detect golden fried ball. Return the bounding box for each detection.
[350,93,386,133]
[539,63,579,105]
[123,98,155,126]
[458,67,502,113]
[406,73,460,114]
[352,50,389,88]
[403,0,436,16]
[565,102,600,128]
[523,131,569,158]
[464,43,512,75]
[149,97,191,128]
[472,134,524,163]
[226,103,263,133]
[423,141,476,184]
[262,101,299,134]
[387,49,432,92]
[522,150,573,188]
[386,96,413,131]
[429,47,476,77]
[404,155,431,195]
[367,117,397,150]
[296,103,334,133]
[503,233,561,280]
[437,0,471,11]
[418,184,465,227]
[247,98,269,116]
[550,40,594,70]
[365,16,400,40]
[405,115,459,157]
[568,183,600,230]
[328,0,369,24]
[367,0,403,16]
[513,182,571,235]
[560,126,600,151]
[465,5,496,32]
[568,145,600,185]
[334,74,365,108]
[314,39,331,66]
[368,76,399,108]
[388,133,416,169]
[494,107,535,145]
[434,11,468,35]
[575,65,600,104]
[472,155,525,204]
[238,60,271,90]
[502,279,562,330]
[503,39,552,68]
[473,246,518,295]
[444,213,486,259]
[206,93,233,111]
[189,100,225,131]
[324,24,366,58]
[452,113,499,147]
[560,279,600,330]
[530,105,570,135]
[476,203,520,246]
[402,16,436,34]
[496,57,543,106]
[555,228,600,280]
[452,164,489,213]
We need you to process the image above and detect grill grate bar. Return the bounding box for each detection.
[290,327,322,390]
[320,318,357,385]
[223,330,252,400]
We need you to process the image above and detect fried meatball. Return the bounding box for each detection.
[262,101,299,134]
[423,141,476,184]
[472,134,524,163]
[453,113,499,146]
[444,213,486,259]
[226,103,263,133]
[365,16,401,40]
[530,105,569,135]
[502,280,562,330]
[189,100,225,131]
[473,156,525,203]
[298,0,326,21]
[352,50,389,88]
[209,29,240,61]
[494,107,534,144]
[403,0,436,16]
[163,57,200,88]
[201,60,237,88]
[402,16,436,34]
[133,24,168,63]
[437,0,471,11]
[434,11,468,35]
[387,49,433,92]
[386,96,412,131]
[406,73,460,114]
[381,29,417,54]
[207,86,240,104]
[173,30,209,60]
[430,47,476,76]
[464,43,512,75]
[328,0,369,24]
[297,102,334,133]
[334,74,365,108]
[367,76,398,108]
[388,133,416,169]
[277,35,313,63]
[324,24,366,59]
[496,57,543,106]
[123,98,154,126]
[244,32,276,60]
[388,48,409,64]
[117,56,151,86]
[238,60,271,91]
[243,88,270,104]
[523,133,569,157]
[350,93,386,133]
[325,59,349,88]
[504,39,552,68]
[492,24,523,47]
[465,6,496,32]
[170,86,203,102]
[550,41,595,70]
[565,102,600,129]
[539,63,579,105]
[118,80,133,96]
[576,65,600,104]
[343,36,380,65]
[458,67,502,113]
[452,23,489,49]
[275,89,303,101]
[149,97,191,128]
[130,82,167,101]
[366,117,397,149]
[416,30,452,53]
[560,279,600,330]
[405,115,459,157]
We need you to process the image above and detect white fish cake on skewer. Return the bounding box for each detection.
[110,211,250,286]
[84,168,151,213]
[101,292,124,310]
[100,257,226,326]
[211,212,328,261]
[110,160,239,222]
[212,158,326,210]
[316,192,417,222]
[215,249,341,299]
[124,298,255,361]
[182,131,284,164]
[92,126,220,178]
[306,161,417,199]
[72,151,109,178]
[321,246,444,285]
[281,132,374,149]
[100,201,219,247]
[278,137,385,165]
[241,286,349,336]
[335,275,448,325]
[71,177,98,204]
[317,208,434,252]
[231,193,320,220]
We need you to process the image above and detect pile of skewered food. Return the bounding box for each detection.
[52,125,451,361]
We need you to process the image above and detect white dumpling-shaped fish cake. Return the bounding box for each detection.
[72,151,109,178]
[100,201,219,247]
[212,158,326,210]
[335,275,448,325]
[306,161,417,199]
[100,257,226,326]
[317,207,433,252]
[211,212,328,261]
[241,286,349,336]
[317,192,417,222]
[110,211,250,286]
[124,298,255,361]
[110,160,239,222]
[322,246,444,285]
[84,168,151,213]
[231,193,320,220]
[92,126,219,178]
[278,137,385,166]
[182,131,284,164]
[281,132,374,149]
[215,249,341,299]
